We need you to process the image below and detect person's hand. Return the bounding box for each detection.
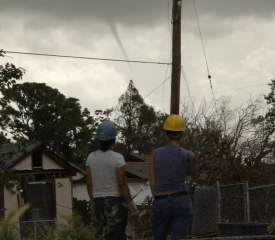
[128,201,138,213]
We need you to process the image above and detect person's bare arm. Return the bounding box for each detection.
[86,166,93,199]
[117,166,132,203]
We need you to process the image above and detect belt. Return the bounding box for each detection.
[154,191,187,200]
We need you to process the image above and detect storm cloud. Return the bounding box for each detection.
[0,0,274,112]
[1,0,275,27]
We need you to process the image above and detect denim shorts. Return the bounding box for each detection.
[152,194,192,240]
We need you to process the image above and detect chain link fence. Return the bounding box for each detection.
[250,184,275,223]
[217,182,275,224]
[20,220,55,240]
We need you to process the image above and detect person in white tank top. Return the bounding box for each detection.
[86,120,134,240]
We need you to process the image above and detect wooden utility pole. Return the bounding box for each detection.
[170,0,182,115]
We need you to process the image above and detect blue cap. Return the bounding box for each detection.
[96,120,117,141]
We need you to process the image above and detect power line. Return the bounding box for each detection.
[181,67,195,110]
[4,50,171,66]
[192,0,218,111]
[192,0,215,92]
[179,82,269,99]
[145,76,171,99]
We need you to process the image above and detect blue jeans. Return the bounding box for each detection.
[94,197,128,240]
[152,194,192,240]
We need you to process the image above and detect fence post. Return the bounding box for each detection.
[243,181,250,222]
[216,181,222,223]
[34,222,37,240]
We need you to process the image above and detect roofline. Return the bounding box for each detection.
[4,143,76,174]
[5,142,42,169]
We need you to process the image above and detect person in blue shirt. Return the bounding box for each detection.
[149,114,197,240]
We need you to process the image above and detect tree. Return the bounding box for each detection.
[0,133,9,144]
[264,79,275,136]
[116,80,166,154]
[181,99,273,184]
[0,58,96,165]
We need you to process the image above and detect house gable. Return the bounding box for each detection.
[43,154,63,170]
[0,143,76,175]
[11,153,64,171]
[12,156,32,171]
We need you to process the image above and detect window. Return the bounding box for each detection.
[32,151,42,169]
[21,182,56,238]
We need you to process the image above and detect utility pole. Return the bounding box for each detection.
[170,0,182,115]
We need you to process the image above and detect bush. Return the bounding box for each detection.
[50,215,98,240]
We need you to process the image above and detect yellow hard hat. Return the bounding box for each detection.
[163,114,185,132]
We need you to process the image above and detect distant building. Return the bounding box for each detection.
[125,155,151,205]
[0,143,78,238]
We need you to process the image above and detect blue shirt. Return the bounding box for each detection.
[153,144,193,194]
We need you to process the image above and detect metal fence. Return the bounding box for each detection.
[20,219,55,240]
[217,181,275,223]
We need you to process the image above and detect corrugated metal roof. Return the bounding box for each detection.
[125,162,149,180]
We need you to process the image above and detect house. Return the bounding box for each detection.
[125,159,152,205]
[0,143,77,237]
[72,153,152,206]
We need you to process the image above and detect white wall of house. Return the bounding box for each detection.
[72,181,152,206]
[5,154,73,223]
[129,182,152,205]
[43,155,63,170]
[73,171,85,181]
[4,187,18,218]
[4,178,74,223]
[55,178,73,222]
[13,156,32,170]
[73,182,89,201]
[12,154,64,171]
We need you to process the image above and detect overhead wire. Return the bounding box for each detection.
[181,67,196,110]
[146,0,173,111]
[148,80,269,105]
[144,75,171,99]
[192,0,218,111]
[4,50,171,66]
[192,0,212,86]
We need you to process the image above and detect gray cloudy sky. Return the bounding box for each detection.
[0,0,274,113]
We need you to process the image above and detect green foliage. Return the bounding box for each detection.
[0,213,99,240]
[0,133,9,145]
[116,80,167,154]
[0,170,19,191]
[52,215,98,240]
[0,49,6,57]
[0,63,24,90]
[264,79,275,136]
[0,215,19,240]
[0,57,99,165]
[0,205,29,240]
[0,78,96,165]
